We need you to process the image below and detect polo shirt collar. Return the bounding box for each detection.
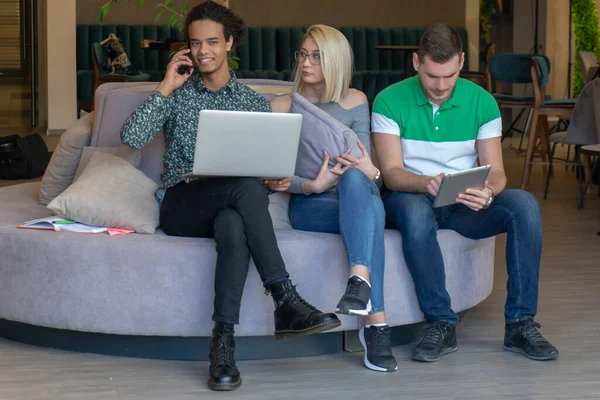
[413,76,464,109]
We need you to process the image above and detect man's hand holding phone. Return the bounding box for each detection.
[157,49,195,97]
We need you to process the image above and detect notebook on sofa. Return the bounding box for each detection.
[18,216,107,234]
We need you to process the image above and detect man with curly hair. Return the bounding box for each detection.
[121,1,340,391]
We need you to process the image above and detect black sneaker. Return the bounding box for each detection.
[412,321,458,362]
[504,319,559,361]
[358,325,398,372]
[336,275,372,316]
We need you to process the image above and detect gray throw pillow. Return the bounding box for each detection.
[290,93,362,180]
[74,146,142,181]
[38,113,94,205]
[268,192,292,229]
[47,151,159,234]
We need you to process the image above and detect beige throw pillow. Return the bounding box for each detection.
[74,146,142,181]
[38,113,94,205]
[47,151,159,234]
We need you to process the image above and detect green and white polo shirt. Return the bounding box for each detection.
[371,76,501,176]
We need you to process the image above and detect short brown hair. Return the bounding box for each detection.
[417,23,463,63]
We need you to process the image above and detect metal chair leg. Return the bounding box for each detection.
[503,108,526,143]
[516,108,532,151]
[578,156,600,210]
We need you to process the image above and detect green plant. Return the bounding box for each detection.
[480,0,501,45]
[572,0,600,96]
[96,0,240,70]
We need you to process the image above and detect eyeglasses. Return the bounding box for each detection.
[294,51,322,65]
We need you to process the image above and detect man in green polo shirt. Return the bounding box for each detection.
[372,23,558,363]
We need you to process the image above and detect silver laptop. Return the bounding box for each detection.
[183,110,302,179]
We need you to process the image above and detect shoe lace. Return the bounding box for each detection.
[288,284,318,315]
[345,278,364,298]
[519,321,548,345]
[370,327,392,355]
[420,323,446,347]
[214,334,235,366]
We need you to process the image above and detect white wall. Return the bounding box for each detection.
[465,0,480,71]
[45,0,77,133]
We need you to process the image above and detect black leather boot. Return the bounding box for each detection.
[208,322,242,391]
[270,279,341,340]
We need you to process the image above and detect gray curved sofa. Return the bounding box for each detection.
[0,81,495,359]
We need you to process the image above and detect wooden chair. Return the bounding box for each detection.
[487,53,548,142]
[521,56,577,190]
[461,43,496,88]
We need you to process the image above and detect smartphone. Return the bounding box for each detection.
[177,65,191,75]
[177,39,192,75]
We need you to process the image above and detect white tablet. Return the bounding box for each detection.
[433,165,492,208]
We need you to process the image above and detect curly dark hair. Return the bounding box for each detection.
[184,1,247,48]
[417,23,463,64]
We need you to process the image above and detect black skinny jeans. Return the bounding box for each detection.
[160,177,289,325]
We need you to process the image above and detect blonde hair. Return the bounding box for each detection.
[292,24,353,103]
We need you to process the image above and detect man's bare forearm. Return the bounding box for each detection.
[485,168,507,195]
[383,167,430,193]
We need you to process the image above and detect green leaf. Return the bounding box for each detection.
[168,13,177,26]
[571,0,600,96]
[180,3,188,14]
[228,54,240,70]
[139,0,144,4]
[98,3,110,22]
[154,8,166,24]
[176,21,185,33]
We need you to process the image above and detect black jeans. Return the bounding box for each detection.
[160,177,290,325]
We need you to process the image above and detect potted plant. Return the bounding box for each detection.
[571,0,600,96]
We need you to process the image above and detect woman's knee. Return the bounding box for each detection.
[339,167,369,188]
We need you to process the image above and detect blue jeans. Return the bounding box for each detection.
[383,189,542,325]
[289,168,386,314]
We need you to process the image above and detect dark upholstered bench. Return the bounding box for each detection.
[76,25,470,108]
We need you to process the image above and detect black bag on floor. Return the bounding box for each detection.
[0,133,52,180]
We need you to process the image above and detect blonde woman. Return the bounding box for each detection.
[269,24,397,372]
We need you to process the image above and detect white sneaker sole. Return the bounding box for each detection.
[358,327,398,372]
[336,299,372,316]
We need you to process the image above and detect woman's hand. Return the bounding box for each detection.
[304,151,347,194]
[333,141,379,180]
